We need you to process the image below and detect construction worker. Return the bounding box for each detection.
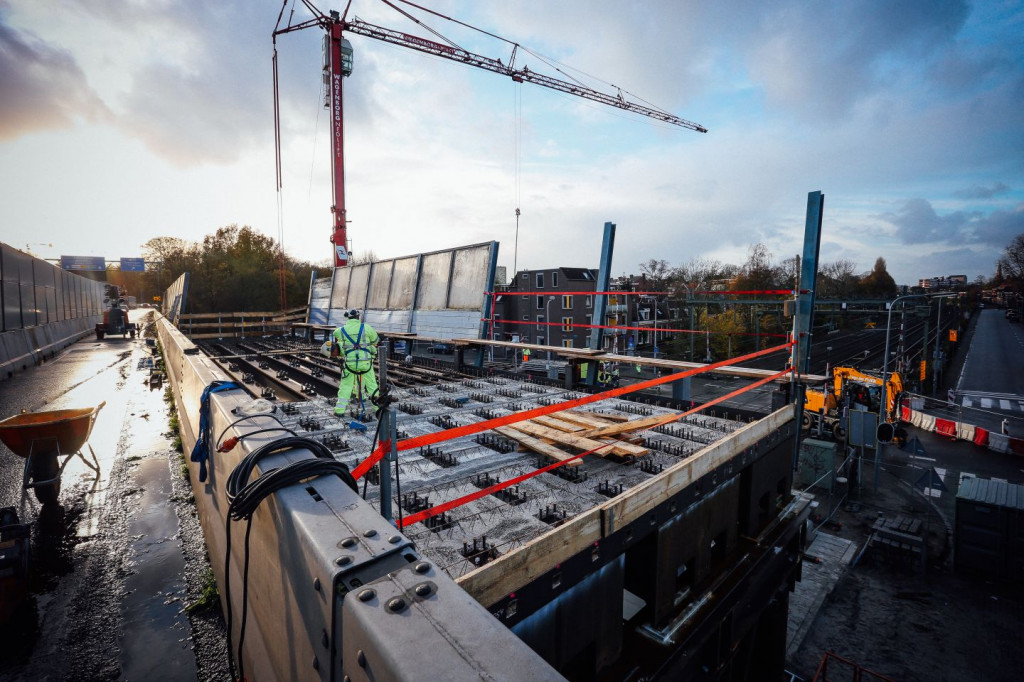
[597,362,610,388]
[321,310,379,418]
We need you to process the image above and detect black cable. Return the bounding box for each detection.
[223,437,357,678]
[237,518,254,681]
[217,426,298,452]
[363,401,387,500]
[215,413,285,450]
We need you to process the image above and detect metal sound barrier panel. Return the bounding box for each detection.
[1,242,105,332]
[310,242,498,339]
[162,272,190,325]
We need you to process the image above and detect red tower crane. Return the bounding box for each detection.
[273,0,707,268]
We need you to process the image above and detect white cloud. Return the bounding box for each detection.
[0,0,1022,288]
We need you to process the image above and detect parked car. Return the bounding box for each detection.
[428,343,455,354]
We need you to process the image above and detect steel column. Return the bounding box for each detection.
[476,241,500,368]
[587,222,616,387]
[791,191,824,471]
[794,192,823,375]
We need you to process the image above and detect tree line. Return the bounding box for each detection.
[635,243,898,299]
[110,226,327,314]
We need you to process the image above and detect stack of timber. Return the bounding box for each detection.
[493,409,652,466]
[181,306,307,339]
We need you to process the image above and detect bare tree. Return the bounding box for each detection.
[999,233,1024,283]
[638,258,672,290]
[734,243,778,291]
[677,256,735,289]
[819,259,859,298]
[350,250,379,265]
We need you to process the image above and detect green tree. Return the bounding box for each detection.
[697,307,747,360]
[858,257,898,298]
[142,227,319,314]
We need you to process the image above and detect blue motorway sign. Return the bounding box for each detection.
[120,257,146,272]
[60,255,106,271]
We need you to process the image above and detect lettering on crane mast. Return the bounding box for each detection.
[333,73,342,154]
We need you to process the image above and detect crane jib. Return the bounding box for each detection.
[398,31,455,55]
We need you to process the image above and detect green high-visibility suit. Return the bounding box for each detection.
[331,317,379,416]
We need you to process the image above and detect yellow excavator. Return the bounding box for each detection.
[803,367,904,442]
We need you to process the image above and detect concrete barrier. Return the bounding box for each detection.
[156,317,560,681]
[0,316,100,381]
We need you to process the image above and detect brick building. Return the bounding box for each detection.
[492,268,598,348]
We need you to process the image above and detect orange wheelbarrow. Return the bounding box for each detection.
[0,402,104,504]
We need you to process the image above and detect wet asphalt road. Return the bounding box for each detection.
[956,307,1024,396]
[0,312,228,681]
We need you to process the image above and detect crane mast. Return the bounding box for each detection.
[273,0,706,268]
[326,19,352,267]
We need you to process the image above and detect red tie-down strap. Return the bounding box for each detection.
[398,368,791,528]
[350,341,794,481]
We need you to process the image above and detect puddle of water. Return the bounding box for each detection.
[1,318,198,679]
[119,456,196,681]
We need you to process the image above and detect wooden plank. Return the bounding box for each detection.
[458,405,794,608]
[182,321,291,329]
[457,338,606,357]
[529,415,585,432]
[180,307,306,320]
[600,405,794,535]
[492,427,582,467]
[187,332,289,339]
[569,410,631,423]
[457,507,603,606]
[507,421,647,457]
[555,412,624,429]
[453,339,823,383]
[578,413,676,439]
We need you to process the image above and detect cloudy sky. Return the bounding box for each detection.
[1,0,1022,286]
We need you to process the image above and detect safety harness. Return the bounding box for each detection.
[339,322,374,375]
[338,321,379,417]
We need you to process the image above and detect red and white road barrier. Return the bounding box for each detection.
[901,403,1024,456]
